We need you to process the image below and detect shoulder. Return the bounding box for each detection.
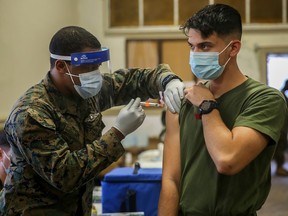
[242,78,285,104]
[234,78,287,143]
[6,87,57,131]
[246,77,281,94]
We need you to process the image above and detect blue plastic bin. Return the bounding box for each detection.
[101,167,162,216]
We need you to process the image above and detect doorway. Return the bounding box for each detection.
[266,53,288,93]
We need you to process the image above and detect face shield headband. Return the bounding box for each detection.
[50,48,110,67]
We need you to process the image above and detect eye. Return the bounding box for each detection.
[199,43,210,50]
[79,64,99,71]
[187,43,195,51]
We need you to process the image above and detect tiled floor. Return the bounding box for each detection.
[257,160,288,216]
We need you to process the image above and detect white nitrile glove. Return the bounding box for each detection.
[164,79,185,113]
[113,97,146,136]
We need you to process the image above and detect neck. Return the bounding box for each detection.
[209,64,247,98]
[50,70,77,97]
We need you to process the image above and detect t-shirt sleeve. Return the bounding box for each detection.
[234,90,287,144]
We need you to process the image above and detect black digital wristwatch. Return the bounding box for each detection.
[198,100,218,115]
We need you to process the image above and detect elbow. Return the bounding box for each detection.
[215,164,237,175]
[214,157,241,176]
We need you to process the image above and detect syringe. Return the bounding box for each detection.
[140,102,164,108]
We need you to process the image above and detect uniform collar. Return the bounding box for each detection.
[43,72,88,116]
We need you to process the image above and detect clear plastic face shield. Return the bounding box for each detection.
[51,48,114,109]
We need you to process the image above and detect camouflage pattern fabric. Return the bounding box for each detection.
[1,64,175,216]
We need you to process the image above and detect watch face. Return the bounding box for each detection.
[199,100,218,114]
[201,101,211,110]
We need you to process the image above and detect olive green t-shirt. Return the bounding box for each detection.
[179,77,287,216]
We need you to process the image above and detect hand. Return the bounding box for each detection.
[113,97,146,136]
[164,79,185,113]
[184,82,214,106]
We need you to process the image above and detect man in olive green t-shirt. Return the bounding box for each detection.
[158,4,287,216]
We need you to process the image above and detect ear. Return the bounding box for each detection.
[230,40,241,57]
[55,60,68,74]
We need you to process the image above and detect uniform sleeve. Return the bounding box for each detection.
[6,105,125,193]
[98,64,178,110]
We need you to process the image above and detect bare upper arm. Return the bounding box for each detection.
[231,126,269,163]
[162,110,181,184]
[215,126,270,175]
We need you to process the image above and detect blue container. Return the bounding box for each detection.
[101,167,162,216]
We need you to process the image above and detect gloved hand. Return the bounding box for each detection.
[113,97,146,136]
[164,79,185,113]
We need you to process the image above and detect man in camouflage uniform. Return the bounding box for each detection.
[1,26,184,215]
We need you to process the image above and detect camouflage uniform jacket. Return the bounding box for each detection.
[1,64,175,216]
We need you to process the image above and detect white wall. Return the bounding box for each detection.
[239,31,288,81]
[1,0,288,136]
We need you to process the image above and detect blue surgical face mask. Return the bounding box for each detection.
[189,41,232,80]
[65,63,103,99]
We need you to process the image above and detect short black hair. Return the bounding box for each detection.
[180,4,242,40]
[49,26,101,68]
[0,130,10,154]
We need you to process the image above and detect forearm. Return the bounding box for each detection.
[111,64,179,102]
[201,109,268,174]
[201,109,241,174]
[18,125,125,192]
[158,179,180,216]
[202,110,233,157]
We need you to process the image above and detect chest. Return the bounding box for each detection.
[56,111,105,151]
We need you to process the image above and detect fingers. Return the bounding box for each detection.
[164,87,182,113]
[178,85,185,99]
[164,94,176,113]
[125,98,144,114]
[173,91,182,110]
[130,97,141,109]
[126,98,135,110]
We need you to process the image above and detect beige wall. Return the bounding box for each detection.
[0,0,126,120]
[1,0,288,136]
[0,0,77,120]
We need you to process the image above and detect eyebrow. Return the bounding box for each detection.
[188,41,213,46]
[188,41,215,50]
